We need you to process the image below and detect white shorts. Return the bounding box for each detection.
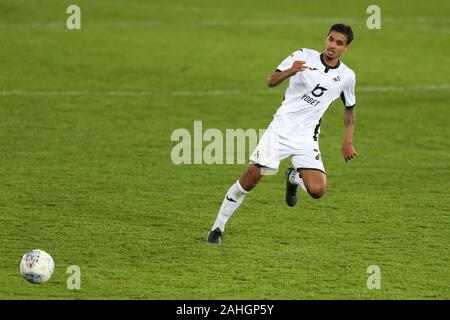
[249,127,325,174]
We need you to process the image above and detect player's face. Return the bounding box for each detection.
[324,31,349,59]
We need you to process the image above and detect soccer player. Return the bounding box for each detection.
[208,24,358,244]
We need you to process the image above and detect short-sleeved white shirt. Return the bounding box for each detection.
[269,48,356,147]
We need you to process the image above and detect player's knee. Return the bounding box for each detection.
[308,185,326,199]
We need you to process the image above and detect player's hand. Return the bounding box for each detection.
[289,61,308,74]
[342,143,358,162]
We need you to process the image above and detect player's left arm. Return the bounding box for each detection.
[341,73,358,162]
[342,106,358,162]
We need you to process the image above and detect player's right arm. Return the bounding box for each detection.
[267,61,308,87]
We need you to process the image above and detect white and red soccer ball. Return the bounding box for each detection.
[20,249,54,284]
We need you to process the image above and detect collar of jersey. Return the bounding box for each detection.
[320,53,340,69]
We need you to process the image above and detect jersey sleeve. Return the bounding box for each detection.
[340,73,356,108]
[275,49,305,72]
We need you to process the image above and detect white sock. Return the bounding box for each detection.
[288,170,308,194]
[212,180,248,232]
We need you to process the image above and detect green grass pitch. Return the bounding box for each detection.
[0,0,449,299]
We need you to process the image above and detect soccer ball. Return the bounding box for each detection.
[19,249,55,284]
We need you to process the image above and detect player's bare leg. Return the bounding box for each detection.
[208,164,264,243]
[298,169,326,198]
[285,168,326,206]
[238,164,264,191]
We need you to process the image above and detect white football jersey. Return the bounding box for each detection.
[269,48,356,146]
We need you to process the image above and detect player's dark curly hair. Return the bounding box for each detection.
[329,24,354,45]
